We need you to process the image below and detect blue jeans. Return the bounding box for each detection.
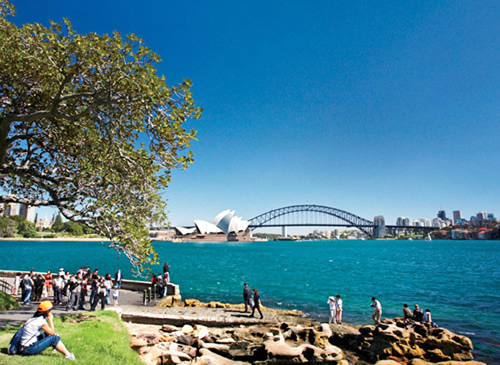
[23,288,32,304]
[21,334,61,355]
[105,289,110,304]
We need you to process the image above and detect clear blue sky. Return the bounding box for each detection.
[11,0,500,229]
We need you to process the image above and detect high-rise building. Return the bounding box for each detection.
[19,204,35,222]
[453,210,462,224]
[5,203,18,217]
[437,210,447,220]
[374,216,386,238]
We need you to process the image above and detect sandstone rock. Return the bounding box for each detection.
[426,348,452,362]
[375,360,401,365]
[138,346,167,365]
[130,333,160,348]
[409,359,486,365]
[195,348,249,365]
[359,325,376,336]
[162,324,180,333]
[263,339,303,357]
[177,334,195,346]
[217,337,236,344]
[182,324,194,333]
[320,323,332,337]
[185,299,202,307]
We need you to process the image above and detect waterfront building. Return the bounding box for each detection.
[4,203,18,217]
[19,203,35,222]
[453,210,463,224]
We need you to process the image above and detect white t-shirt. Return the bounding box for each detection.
[335,298,343,311]
[373,300,382,312]
[424,311,432,322]
[20,316,46,347]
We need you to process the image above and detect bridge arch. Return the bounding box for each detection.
[248,204,374,238]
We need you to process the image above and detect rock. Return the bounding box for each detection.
[185,299,202,307]
[194,348,248,365]
[162,324,180,333]
[263,339,303,357]
[182,324,194,334]
[319,323,332,337]
[409,359,486,365]
[177,334,195,346]
[138,346,167,365]
[375,360,401,365]
[359,325,376,336]
[217,337,236,344]
[130,333,160,348]
[193,324,209,340]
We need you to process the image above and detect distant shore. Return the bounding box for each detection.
[0,237,110,242]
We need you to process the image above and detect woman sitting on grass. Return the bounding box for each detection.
[19,300,75,360]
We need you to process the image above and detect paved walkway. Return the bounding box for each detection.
[1,276,315,329]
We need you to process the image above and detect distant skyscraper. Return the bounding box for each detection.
[437,210,447,220]
[19,204,35,222]
[374,216,386,238]
[5,203,18,217]
[476,211,487,221]
[453,210,462,224]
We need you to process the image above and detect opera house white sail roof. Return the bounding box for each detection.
[176,210,250,235]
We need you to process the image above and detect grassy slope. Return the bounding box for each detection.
[0,311,142,365]
[0,292,20,311]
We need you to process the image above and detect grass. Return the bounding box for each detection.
[0,311,143,364]
[0,292,20,311]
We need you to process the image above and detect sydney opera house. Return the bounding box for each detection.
[173,210,254,242]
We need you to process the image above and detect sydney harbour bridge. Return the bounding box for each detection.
[247,204,437,238]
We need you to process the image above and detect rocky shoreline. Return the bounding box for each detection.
[123,299,485,365]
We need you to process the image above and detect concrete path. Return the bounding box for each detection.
[1,276,314,329]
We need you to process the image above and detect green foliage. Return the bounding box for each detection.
[0,311,143,364]
[0,216,17,237]
[0,1,201,272]
[51,213,64,232]
[62,221,83,236]
[0,291,19,311]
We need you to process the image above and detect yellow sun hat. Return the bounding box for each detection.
[37,301,53,312]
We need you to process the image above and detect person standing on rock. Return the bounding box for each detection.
[371,297,382,324]
[243,283,252,312]
[335,295,343,324]
[327,296,336,324]
[250,288,264,319]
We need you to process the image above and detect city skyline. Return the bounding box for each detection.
[9,1,500,229]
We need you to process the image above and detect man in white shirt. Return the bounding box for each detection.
[371,297,382,324]
[335,295,343,324]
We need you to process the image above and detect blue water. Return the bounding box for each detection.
[1,239,498,363]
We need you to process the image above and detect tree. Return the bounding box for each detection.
[52,213,64,232]
[0,216,16,237]
[0,2,201,271]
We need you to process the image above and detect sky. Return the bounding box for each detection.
[9,0,500,231]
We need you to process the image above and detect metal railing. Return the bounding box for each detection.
[0,279,14,294]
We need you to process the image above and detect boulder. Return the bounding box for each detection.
[194,348,249,365]
[263,339,304,358]
[182,324,194,334]
[375,360,401,365]
[359,325,376,336]
[177,334,195,346]
[161,324,180,333]
[130,333,161,348]
[185,299,202,307]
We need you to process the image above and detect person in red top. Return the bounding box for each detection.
[44,271,53,297]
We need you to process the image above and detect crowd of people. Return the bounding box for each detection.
[370,297,437,327]
[13,267,122,311]
[150,261,171,298]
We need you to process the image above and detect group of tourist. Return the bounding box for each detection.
[242,283,264,319]
[150,261,171,298]
[370,297,436,327]
[14,267,122,311]
[327,295,343,324]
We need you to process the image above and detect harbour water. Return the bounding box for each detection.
[0,239,498,363]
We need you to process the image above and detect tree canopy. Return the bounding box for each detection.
[0,1,201,271]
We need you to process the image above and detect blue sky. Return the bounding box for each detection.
[11,1,499,230]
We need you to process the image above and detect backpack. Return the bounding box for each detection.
[8,326,24,355]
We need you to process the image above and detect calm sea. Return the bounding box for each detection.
[1,239,498,363]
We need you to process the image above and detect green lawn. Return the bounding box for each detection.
[0,292,19,311]
[0,311,143,364]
